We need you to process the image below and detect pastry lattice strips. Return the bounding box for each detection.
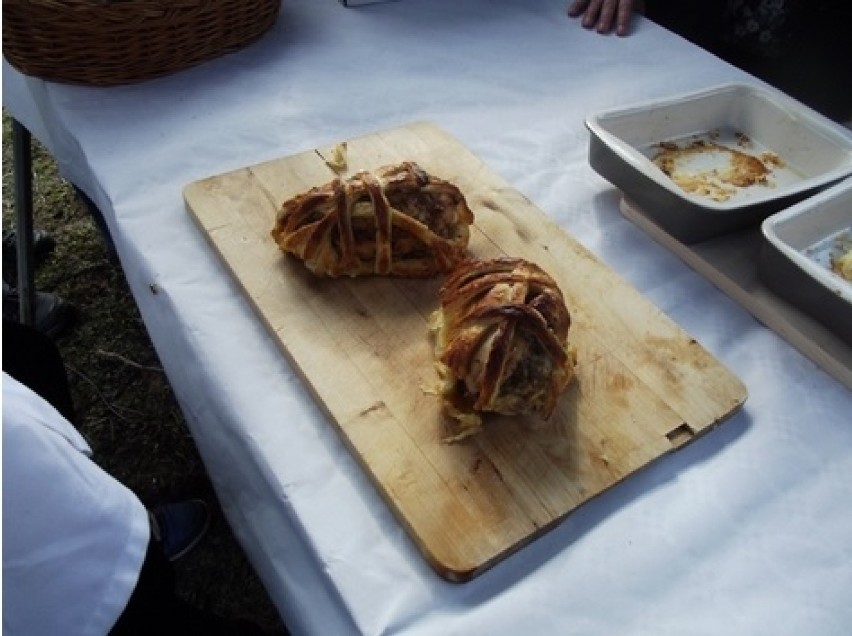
[271,161,474,277]
[431,257,576,441]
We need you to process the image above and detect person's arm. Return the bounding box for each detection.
[567,0,645,37]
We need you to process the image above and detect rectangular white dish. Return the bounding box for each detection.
[758,177,852,346]
[586,82,852,243]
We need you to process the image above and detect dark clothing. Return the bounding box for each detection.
[3,318,76,422]
[110,538,270,636]
[646,0,852,122]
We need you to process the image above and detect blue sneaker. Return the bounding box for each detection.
[149,499,211,562]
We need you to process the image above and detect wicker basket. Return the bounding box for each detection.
[2,0,281,86]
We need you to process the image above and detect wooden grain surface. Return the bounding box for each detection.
[184,121,747,582]
[620,197,852,391]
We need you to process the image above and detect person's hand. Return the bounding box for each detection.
[567,0,644,37]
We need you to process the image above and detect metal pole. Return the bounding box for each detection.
[12,118,35,326]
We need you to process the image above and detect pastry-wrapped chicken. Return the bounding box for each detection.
[430,257,576,441]
[271,161,474,277]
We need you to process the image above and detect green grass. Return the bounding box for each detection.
[2,111,289,634]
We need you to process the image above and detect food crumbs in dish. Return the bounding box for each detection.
[652,131,786,202]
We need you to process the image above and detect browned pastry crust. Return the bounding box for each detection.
[271,161,474,277]
[430,257,576,441]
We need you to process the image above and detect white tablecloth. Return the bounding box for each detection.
[5,1,852,635]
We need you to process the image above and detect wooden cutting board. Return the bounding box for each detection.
[620,198,852,391]
[184,121,747,582]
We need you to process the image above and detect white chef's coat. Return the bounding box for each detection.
[2,372,150,636]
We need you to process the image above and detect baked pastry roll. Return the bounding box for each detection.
[271,161,474,277]
[431,257,576,441]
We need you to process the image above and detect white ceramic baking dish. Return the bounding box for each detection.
[758,177,852,345]
[586,82,852,243]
